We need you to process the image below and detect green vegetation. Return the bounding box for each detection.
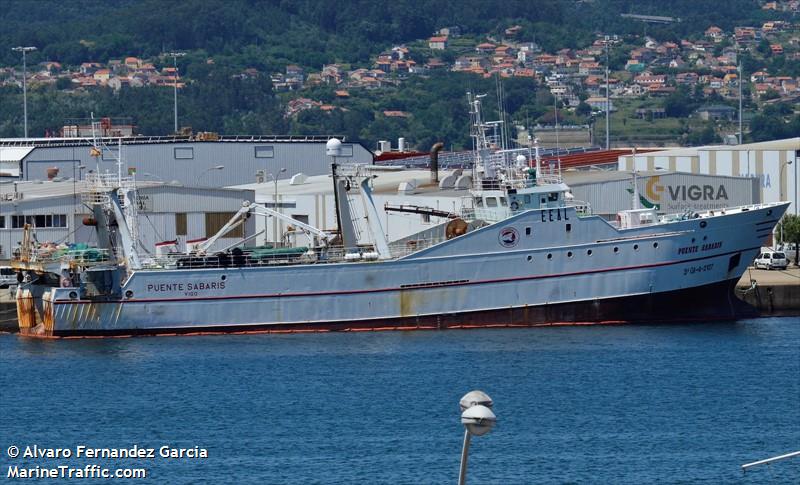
[0,0,797,148]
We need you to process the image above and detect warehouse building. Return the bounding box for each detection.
[0,179,255,260]
[566,170,760,219]
[232,168,760,246]
[618,137,799,216]
[0,135,373,187]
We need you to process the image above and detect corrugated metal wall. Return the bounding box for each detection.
[0,186,256,259]
[570,172,760,216]
[20,141,372,187]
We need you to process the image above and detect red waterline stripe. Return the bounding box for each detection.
[53,245,761,306]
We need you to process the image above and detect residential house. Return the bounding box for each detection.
[93,69,111,83]
[80,62,103,75]
[696,105,736,121]
[476,43,496,54]
[705,26,725,41]
[124,57,142,69]
[428,36,448,50]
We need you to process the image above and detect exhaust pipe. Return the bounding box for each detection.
[430,142,444,183]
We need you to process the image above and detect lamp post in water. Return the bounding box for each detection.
[458,390,496,485]
[11,46,37,138]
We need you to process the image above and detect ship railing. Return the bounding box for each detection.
[387,236,449,258]
[567,200,592,216]
[137,238,449,269]
[14,246,114,266]
[82,173,137,205]
[472,207,511,223]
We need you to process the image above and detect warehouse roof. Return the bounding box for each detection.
[0,134,352,149]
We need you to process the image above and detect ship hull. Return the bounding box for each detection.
[17,202,788,338]
[22,277,752,338]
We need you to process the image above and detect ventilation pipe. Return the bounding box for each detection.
[430,142,444,183]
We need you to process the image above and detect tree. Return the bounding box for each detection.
[781,214,800,266]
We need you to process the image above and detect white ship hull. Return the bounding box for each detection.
[18,202,788,337]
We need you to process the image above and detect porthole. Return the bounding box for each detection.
[125,290,134,299]
[567,251,573,258]
[68,291,78,300]
[587,249,593,256]
[525,227,532,236]
[691,238,696,243]
[613,247,619,253]
[653,242,659,249]
[703,235,708,241]
[700,221,707,228]
[767,209,772,216]
[526,255,533,262]
[547,253,553,260]
[221,275,227,281]
[633,244,639,251]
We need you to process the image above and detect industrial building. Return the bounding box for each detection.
[566,170,760,219]
[232,167,760,246]
[618,137,799,215]
[0,179,255,260]
[0,135,372,187]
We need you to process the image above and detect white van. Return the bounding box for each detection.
[754,250,789,270]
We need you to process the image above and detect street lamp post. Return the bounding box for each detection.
[458,391,497,485]
[778,160,794,247]
[12,46,37,138]
[167,52,185,133]
[195,165,224,185]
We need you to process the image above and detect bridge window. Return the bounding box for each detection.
[486,198,498,208]
[525,227,531,236]
[499,197,508,207]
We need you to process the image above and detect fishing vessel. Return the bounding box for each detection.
[12,103,789,337]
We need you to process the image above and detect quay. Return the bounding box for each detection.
[736,267,800,316]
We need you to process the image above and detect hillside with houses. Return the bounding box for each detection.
[1,0,799,148]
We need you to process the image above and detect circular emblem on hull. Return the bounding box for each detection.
[498,227,519,248]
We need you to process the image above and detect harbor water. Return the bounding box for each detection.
[1,318,798,483]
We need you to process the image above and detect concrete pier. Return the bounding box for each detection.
[736,267,800,316]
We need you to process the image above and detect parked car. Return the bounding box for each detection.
[754,251,789,270]
[0,266,17,288]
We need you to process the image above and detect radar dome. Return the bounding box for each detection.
[326,138,342,156]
